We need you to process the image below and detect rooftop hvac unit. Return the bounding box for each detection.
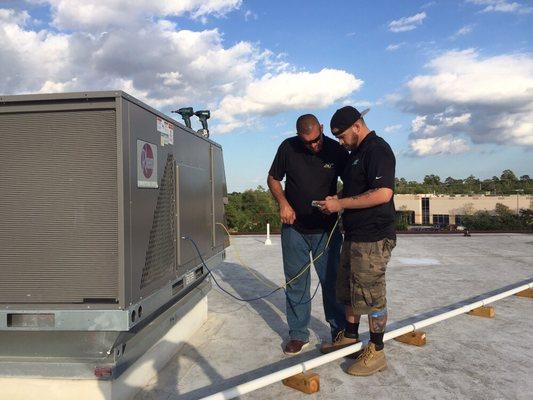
[0,91,229,377]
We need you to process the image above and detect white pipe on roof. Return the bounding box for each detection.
[264,223,272,246]
[201,280,533,400]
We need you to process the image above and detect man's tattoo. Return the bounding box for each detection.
[369,311,387,333]
[350,188,380,201]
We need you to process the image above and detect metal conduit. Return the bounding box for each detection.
[201,280,533,400]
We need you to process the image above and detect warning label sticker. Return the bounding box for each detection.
[137,140,158,188]
[157,117,174,146]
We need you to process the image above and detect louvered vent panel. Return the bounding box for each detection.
[140,155,176,290]
[0,110,119,303]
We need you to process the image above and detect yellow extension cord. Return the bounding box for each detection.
[216,216,340,290]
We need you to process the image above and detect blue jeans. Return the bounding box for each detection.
[281,224,346,342]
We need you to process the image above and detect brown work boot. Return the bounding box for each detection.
[346,342,387,376]
[283,339,309,355]
[320,331,360,354]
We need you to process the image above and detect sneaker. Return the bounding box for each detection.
[320,331,360,354]
[346,342,387,376]
[283,340,309,355]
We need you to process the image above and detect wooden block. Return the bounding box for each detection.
[282,372,320,394]
[468,305,495,318]
[393,331,427,346]
[515,288,533,298]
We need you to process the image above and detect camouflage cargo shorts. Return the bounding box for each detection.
[336,238,396,315]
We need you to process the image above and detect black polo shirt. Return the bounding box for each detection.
[341,131,396,242]
[269,136,348,234]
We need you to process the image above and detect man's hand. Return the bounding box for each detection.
[280,203,296,224]
[267,175,296,225]
[317,196,342,214]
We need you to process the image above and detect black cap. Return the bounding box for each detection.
[330,106,370,136]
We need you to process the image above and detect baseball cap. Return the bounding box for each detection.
[330,106,370,136]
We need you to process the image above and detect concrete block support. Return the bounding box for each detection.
[393,331,427,346]
[467,305,495,318]
[282,372,320,394]
[0,295,208,400]
[515,288,533,298]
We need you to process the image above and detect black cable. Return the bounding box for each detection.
[182,236,284,302]
[183,235,323,304]
[183,217,338,304]
[284,280,321,307]
[284,230,327,307]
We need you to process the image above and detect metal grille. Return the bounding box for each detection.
[141,155,176,289]
[0,110,119,303]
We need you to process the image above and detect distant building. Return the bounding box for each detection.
[395,194,532,226]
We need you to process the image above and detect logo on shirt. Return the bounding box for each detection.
[323,163,334,169]
[352,159,360,166]
[376,176,383,180]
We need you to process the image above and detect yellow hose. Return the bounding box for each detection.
[216,215,340,290]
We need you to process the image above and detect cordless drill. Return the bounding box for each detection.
[172,107,194,129]
[195,110,211,137]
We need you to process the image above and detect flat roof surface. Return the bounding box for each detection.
[136,234,533,400]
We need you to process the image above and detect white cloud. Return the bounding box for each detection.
[0,17,259,107]
[342,99,373,107]
[1,3,363,134]
[399,49,533,150]
[410,135,470,156]
[451,25,474,39]
[261,50,292,74]
[380,93,402,105]
[0,10,71,94]
[466,0,533,14]
[411,111,471,137]
[354,100,373,108]
[30,0,243,30]
[244,10,258,21]
[0,9,30,25]
[215,69,363,132]
[386,43,404,51]
[457,25,474,35]
[406,49,533,108]
[384,124,402,133]
[388,12,426,33]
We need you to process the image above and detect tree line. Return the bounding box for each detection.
[461,204,532,231]
[396,169,531,195]
[225,169,531,233]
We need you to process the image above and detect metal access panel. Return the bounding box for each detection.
[125,99,179,303]
[0,91,228,333]
[174,135,229,277]
[0,106,120,304]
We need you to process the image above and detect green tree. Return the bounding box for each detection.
[462,202,530,231]
[423,174,441,186]
[464,175,481,192]
[226,186,281,233]
[519,209,533,229]
[501,169,518,182]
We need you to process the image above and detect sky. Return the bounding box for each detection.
[0,0,532,192]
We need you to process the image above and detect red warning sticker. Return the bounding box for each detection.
[157,117,174,146]
[137,140,158,188]
[141,143,154,179]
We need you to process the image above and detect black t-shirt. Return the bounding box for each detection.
[269,136,348,234]
[341,131,396,242]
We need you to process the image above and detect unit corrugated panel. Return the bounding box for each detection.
[0,110,119,303]
[140,154,176,291]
